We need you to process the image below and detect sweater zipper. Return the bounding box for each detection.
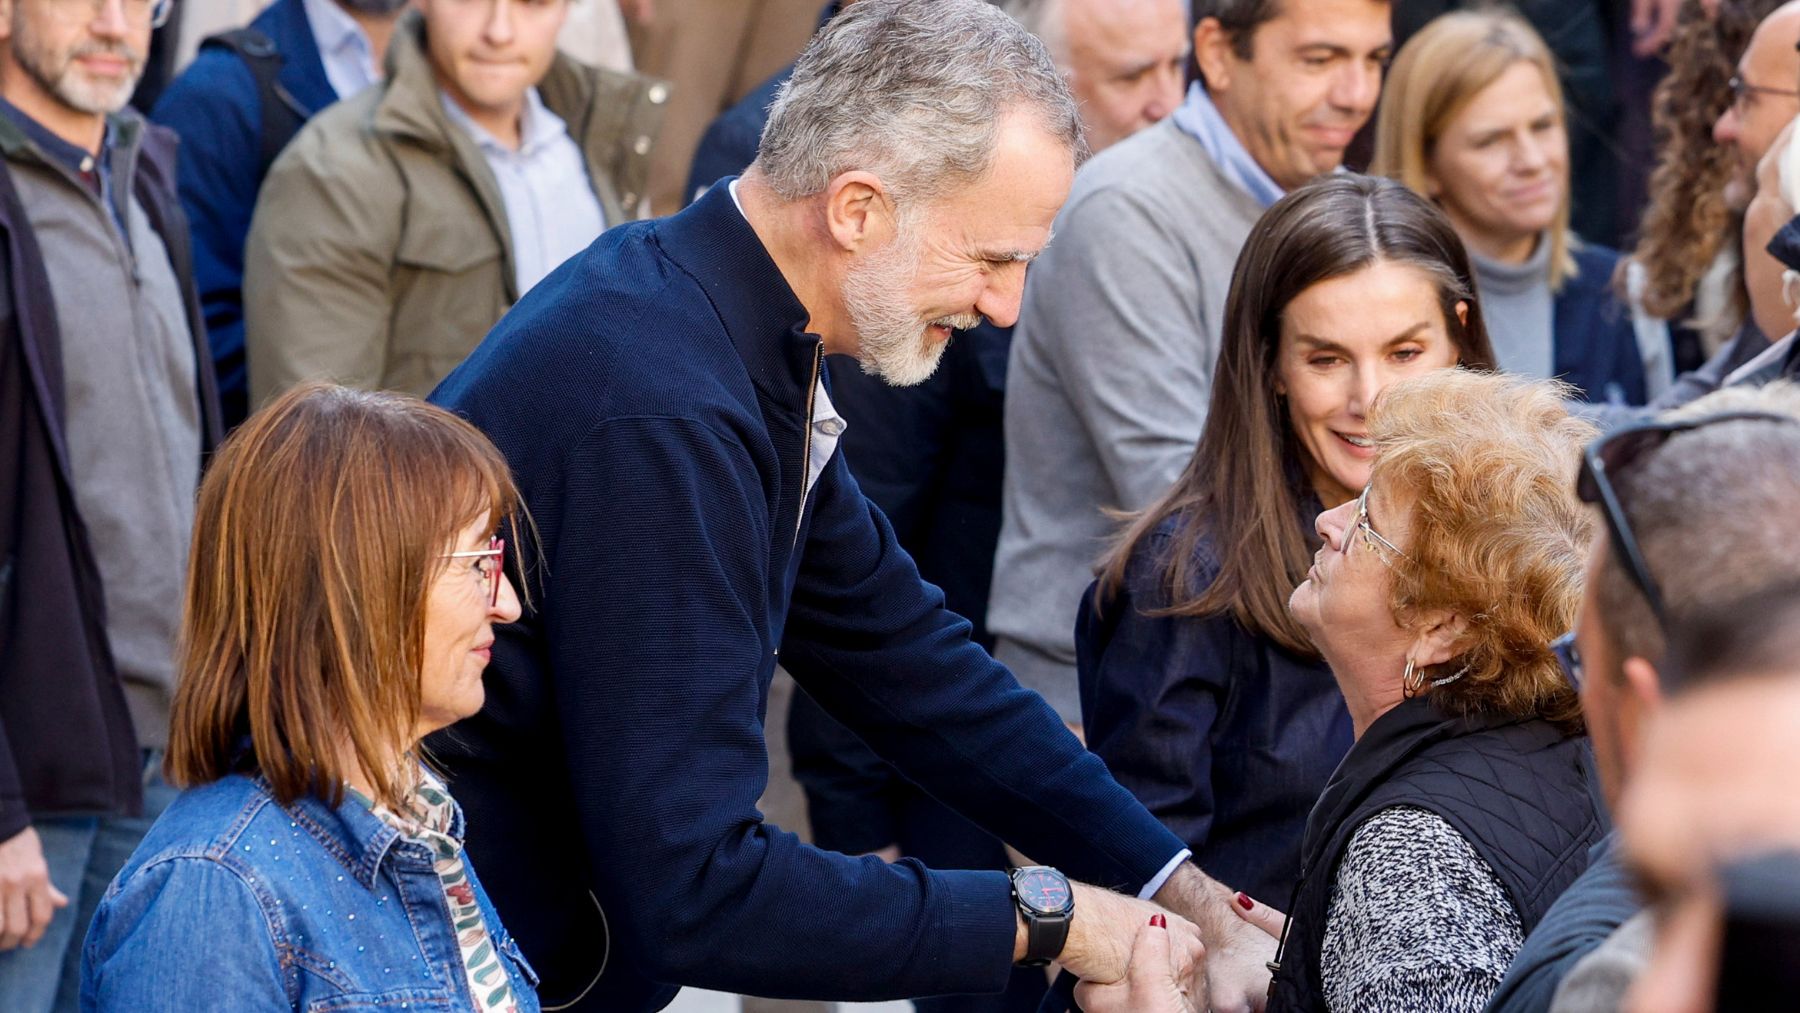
[793,341,824,551]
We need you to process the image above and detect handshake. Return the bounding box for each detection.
[1023,863,1286,1013]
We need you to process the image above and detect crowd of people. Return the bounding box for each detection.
[6,0,1800,1011]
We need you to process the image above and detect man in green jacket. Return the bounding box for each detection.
[242,1,666,406]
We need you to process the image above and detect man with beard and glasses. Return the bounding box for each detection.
[427,3,1283,1012]
[148,0,408,428]
[0,0,223,1006]
[239,0,665,407]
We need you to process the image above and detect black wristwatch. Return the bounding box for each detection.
[1010,865,1074,967]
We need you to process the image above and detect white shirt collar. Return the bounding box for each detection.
[300,0,381,99]
[439,88,568,158]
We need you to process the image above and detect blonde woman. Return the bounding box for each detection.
[1374,10,1664,405]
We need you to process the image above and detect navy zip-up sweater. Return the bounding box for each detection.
[428,182,1187,1011]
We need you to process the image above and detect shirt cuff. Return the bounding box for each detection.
[1137,848,1191,900]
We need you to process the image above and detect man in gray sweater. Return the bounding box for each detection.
[0,0,220,1007]
[989,0,1393,722]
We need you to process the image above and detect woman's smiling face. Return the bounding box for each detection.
[1274,259,1463,507]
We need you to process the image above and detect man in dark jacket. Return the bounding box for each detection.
[0,0,222,1005]
[150,0,405,427]
[1487,383,1800,1012]
[429,2,1272,1011]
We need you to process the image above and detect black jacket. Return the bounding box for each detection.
[426,184,1186,1010]
[1077,512,1353,905]
[1268,696,1605,1011]
[0,116,221,840]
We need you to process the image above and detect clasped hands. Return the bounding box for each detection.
[1054,864,1284,1013]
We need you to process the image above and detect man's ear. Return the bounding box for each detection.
[823,171,894,254]
[0,0,14,42]
[1621,656,1664,715]
[1193,18,1236,93]
[1409,610,1472,669]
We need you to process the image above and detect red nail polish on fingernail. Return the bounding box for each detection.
[1235,892,1254,911]
[1149,914,1167,929]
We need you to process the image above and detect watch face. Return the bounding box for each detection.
[1014,868,1072,916]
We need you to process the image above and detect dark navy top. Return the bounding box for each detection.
[1078,510,1354,904]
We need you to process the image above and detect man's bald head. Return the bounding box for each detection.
[1713,0,1800,205]
[998,0,1190,152]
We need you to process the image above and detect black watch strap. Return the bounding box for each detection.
[1021,909,1070,967]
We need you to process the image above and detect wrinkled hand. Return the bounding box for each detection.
[1152,865,1281,1011]
[1054,883,1203,986]
[1074,915,1203,1013]
[1198,903,1277,1012]
[1629,0,1682,56]
[0,827,68,950]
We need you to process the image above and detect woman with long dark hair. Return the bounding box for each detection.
[1079,174,1498,909]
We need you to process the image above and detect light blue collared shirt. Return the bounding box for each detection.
[1169,81,1286,209]
[300,0,381,101]
[440,88,606,297]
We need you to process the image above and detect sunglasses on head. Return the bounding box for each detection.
[1576,410,1797,629]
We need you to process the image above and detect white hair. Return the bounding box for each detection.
[753,0,1086,205]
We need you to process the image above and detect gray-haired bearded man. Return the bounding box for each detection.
[428,0,1276,1010]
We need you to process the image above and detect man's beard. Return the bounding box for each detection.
[15,34,144,116]
[841,220,981,387]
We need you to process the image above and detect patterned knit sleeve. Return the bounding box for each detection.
[1320,805,1525,1013]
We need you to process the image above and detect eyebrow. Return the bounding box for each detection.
[1112,49,1186,79]
[1292,321,1433,351]
[1294,41,1393,58]
[978,228,1056,264]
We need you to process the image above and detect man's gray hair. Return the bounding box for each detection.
[753,0,1086,204]
[1593,382,1800,669]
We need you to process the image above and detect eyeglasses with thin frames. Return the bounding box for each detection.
[1347,483,1411,567]
[1576,410,1797,630]
[442,536,505,608]
[47,0,172,28]
[1728,74,1800,113]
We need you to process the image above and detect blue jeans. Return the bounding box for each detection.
[0,750,173,1013]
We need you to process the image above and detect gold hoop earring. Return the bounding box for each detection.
[1402,657,1424,698]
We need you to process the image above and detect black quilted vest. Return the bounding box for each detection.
[1266,695,1605,1011]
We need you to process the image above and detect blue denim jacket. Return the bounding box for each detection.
[1078,513,1354,905]
[81,773,540,1011]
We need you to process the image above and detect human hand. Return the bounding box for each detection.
[0,827,68,950]
[1073,915,1203,1013]
[1630,0,1682,57]
[1153,864,1276,1012]
[1050,883,1203,987]
[1228,891,1287,939]
[1745,118,1799,340]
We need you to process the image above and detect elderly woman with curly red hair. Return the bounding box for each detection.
[1218,370,1608,1013]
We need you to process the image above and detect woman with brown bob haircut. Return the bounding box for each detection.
[1078,174,1496,917]
[81,384,544,1012]
[1234,370,1605,1012]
